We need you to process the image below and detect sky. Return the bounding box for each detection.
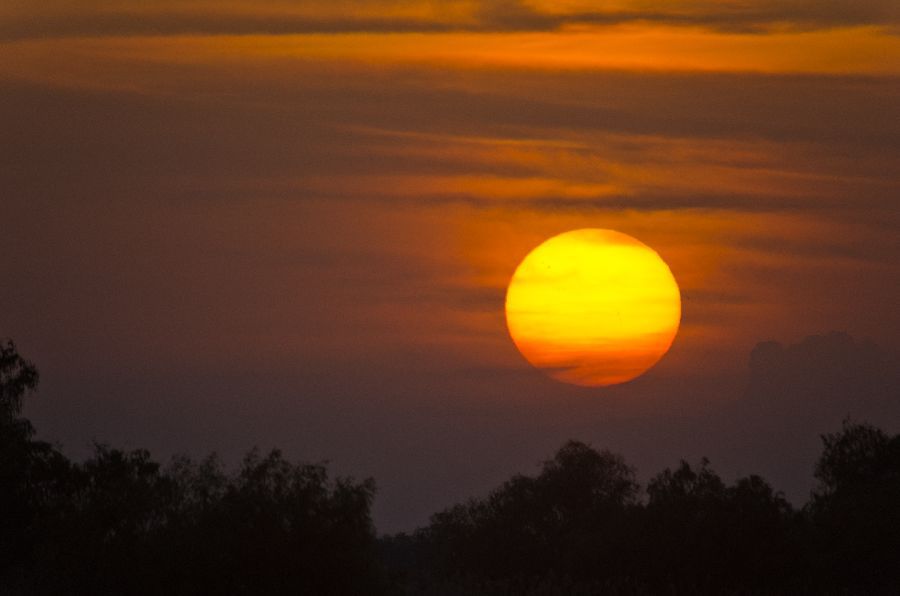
[2,1,899,533]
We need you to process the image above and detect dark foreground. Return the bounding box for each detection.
[3,340,899,595]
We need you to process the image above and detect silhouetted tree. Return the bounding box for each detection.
[813,419,892,496]
[6,337,900,595]
[420,441,638,592]
[0,339,39,424]
[642,460,799,593]
[0,340,392,595]
[0,340,72,592]
[175,448,387,595]
[410,451,809,595]
[807,420,900,593]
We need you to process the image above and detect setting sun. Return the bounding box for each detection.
[505,229,681,387]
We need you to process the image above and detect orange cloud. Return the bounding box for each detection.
[2,25,899,95]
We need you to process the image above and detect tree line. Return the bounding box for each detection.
[2,340,899,594]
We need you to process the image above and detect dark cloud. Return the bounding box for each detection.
[567,1,900,33]
[410,191,899,219]
[744,332,898,421]
[1,0,898,40]
[710,333,900,504]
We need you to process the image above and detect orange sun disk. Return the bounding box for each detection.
[505,229,681,387]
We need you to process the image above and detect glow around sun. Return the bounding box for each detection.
[505,229,681,387]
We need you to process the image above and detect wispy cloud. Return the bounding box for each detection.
[1,0,898,40]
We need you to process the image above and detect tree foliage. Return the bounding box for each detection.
[405,425,899,595]
[421,441,638,586]
[0,341,391,595]
[807,420,900,591]
[0,339,38,426]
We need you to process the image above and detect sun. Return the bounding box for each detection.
[505,229,681,387]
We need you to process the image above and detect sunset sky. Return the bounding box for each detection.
[2,1,899,532]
